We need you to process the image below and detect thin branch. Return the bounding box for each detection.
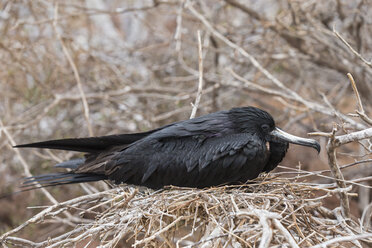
[190,30,204,119]
[134,216,188,246]
[312,233,372,248]
[53,3,93,136]
[174,0,186,52]
[334,28,372,68]
[326,125,350,218]
[347,73,372,125]
[0,189,115,241]
[0,119,58,205]
[334,128,372,147]
[273,219,300,248]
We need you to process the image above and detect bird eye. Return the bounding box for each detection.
[261,124,270,132]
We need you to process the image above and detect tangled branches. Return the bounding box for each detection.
[1,178,372,247]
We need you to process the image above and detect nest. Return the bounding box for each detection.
[1,176,372,247]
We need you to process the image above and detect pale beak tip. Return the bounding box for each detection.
[314,142,321,154]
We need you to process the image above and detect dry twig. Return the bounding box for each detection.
[190,30,204,119]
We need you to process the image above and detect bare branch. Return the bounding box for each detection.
[190,30,204,119]
[0,119,58,205]
[326,126,350,218]
[53,3,93,136]
[334,28,372,68]
[334,128,372,147]
[347,73,372,126]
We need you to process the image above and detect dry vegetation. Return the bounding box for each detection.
[0,0,371,247]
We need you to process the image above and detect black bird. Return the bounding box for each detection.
[16,107,320,190]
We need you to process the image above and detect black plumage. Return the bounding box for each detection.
[16,107,320,189]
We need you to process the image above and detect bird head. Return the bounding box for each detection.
[230,107,320,153]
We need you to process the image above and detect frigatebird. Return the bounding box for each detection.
[15,107,320,189]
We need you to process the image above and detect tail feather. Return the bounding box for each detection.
[22,173,107,189]
[0,173,107,199]
[13,131,157,153]
[54,158,85,169]
[23,173,75,184]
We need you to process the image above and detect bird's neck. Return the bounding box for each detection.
[262,141,289,173]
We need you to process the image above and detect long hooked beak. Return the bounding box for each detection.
[269,127,320,153]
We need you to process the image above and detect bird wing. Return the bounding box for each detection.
[14,110,230,153]
[148,110,231,140]
[78,132,265,188]
[74,110,235,175]
[13,129,163,153]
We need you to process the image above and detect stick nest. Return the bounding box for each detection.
[1,176,371,247]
